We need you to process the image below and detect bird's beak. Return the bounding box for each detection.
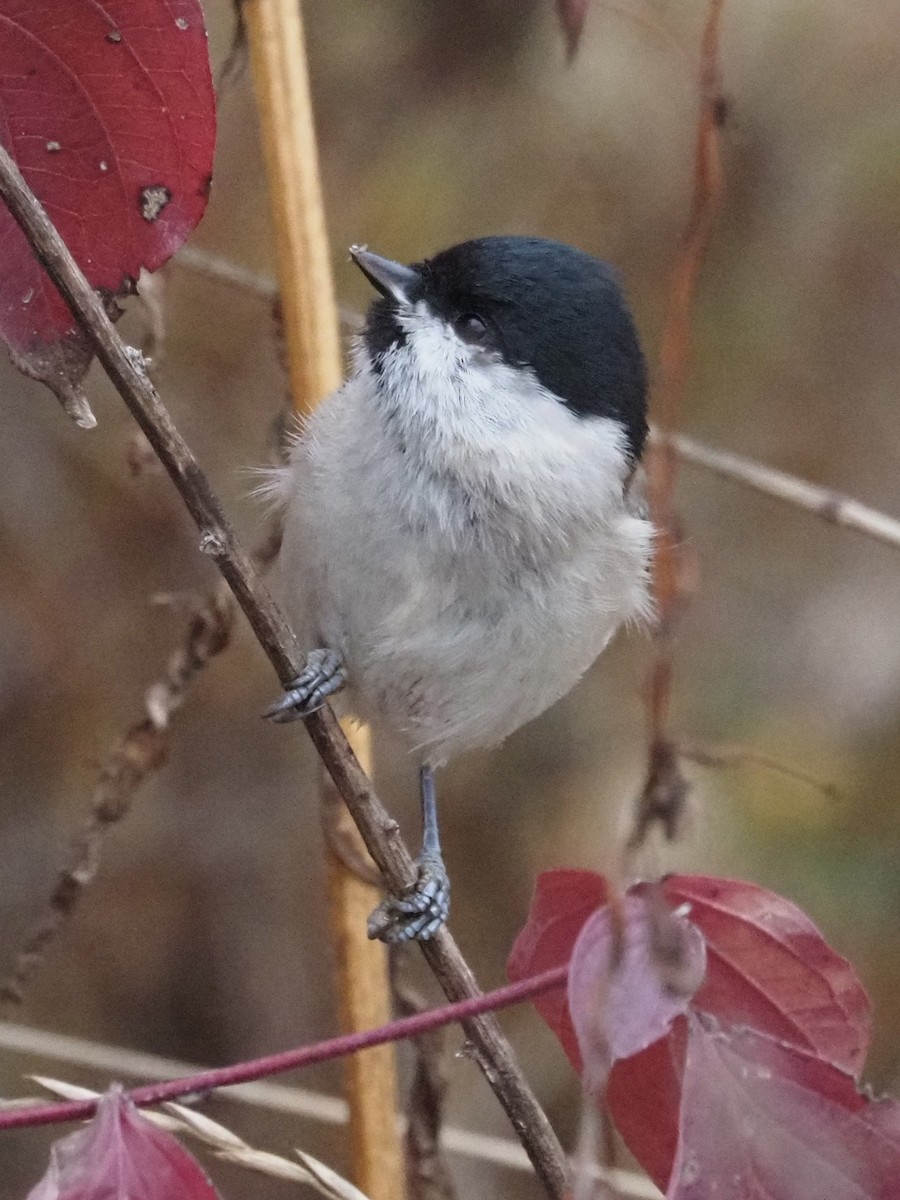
[350,245,420,306]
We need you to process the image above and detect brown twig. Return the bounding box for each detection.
[391,958,457,1200]
[631,0,726,854]
[175,246,279,299]
[676,738,841,803]
[0,584,235,1010]
[0,143,568,1200]
[656,428,900,553]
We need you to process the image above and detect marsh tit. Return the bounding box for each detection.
[265,236,652,943]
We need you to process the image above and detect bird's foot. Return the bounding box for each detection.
[263,649,347,722]
[366,854,450,943]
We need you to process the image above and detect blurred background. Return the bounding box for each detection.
[2,0,900,1195]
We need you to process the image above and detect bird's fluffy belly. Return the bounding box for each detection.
[278,370,650,764]
[290,505,643,764]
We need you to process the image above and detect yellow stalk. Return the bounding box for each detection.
[242,3,405,1197]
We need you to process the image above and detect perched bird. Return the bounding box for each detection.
[266,236,652,943]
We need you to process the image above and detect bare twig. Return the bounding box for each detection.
[631,0,726,854]
[175,246,278,299]
[0,1020,660,1196]
[392,960,456,1200]
[0,965,568,1132]
[0,143,568,1199]
[676,738,841,803]
[656,428,900,553]
[0,585,235,1010]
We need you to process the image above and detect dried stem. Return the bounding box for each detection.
[241,0,402,1194]
[0,586,235,1009]
[632,0,726,852]
[392,960,456,1200]
[0,142,568,1199]
[175,246,278,298]
[657,428,900,552]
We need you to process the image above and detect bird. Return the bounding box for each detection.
[264,235,652,943]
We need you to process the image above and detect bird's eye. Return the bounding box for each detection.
[454,313,489,344]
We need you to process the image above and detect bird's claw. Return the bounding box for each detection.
[264,649,347,722]
[366,855,450,943]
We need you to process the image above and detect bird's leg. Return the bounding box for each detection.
[263,648,347,722]
[367,764,451,943]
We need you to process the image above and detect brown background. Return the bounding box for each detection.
[2,1,900,1195]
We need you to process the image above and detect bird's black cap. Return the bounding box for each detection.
[359,236,648,462]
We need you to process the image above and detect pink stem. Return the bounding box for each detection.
[0,965,567,1132]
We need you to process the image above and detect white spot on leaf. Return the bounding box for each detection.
[140,185,172,222]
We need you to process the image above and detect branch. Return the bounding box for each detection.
[0,585,233,1009]
[0,966,567,1132]
[657,428,900,552]
[0,144,568,1199]
[175,245,278,299]
[630,0,726,854]
[0,1021,659,1198]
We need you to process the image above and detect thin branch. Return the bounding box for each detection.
[676,738,841,803]
[630,0,726,854]
[0,144,568,1199]
[657,428,900,552]
[0,965,567,1132]
[391,959,456,1200]
[0,586,234,1009]
[0,526,282,1010]
[0,1020,660,1197]
[174,246,278,299]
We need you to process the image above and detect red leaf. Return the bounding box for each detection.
[663,876,872,1076]
[0,0,215,422]
[667,1017,900,1200]
[510,871,873,1189]
[568,892,705,1092]
[613,876,873,1188]
[607,1020,687,1189]
[26,1087,221,1200]
[507,869,609,1070]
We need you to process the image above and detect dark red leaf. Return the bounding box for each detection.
[668,1017,900,1200]
[0,0,215,422]
[606,1019,687,1189]
[26,1086,221,1200]
[568,892,705,1092]
[511,871,873,1189]
[507,869,609,1070]
[612,875,872,1188]
[662,875,872,1076]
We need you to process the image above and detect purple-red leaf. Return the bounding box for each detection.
[0,0,215,423]
[668,1018,900,1200]
[507,869,609,1071]
[568,892,705,1093]
[664,876,871,1076]
[26,1087,221,1200]
[510,871,874,1189]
